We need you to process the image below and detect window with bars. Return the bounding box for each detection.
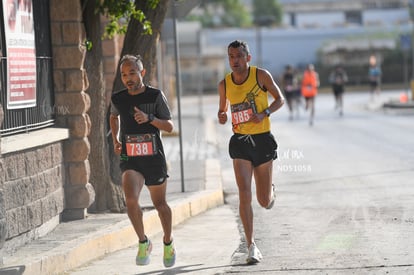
[0,0,54,137]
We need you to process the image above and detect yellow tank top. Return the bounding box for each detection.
[225,66,270,134]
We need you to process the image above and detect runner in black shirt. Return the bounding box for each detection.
[110,55,176,268]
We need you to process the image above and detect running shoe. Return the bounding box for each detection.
[266,184,276,209]
[163,240,176,267]
[246,242,263,264]
[136,238,152,265]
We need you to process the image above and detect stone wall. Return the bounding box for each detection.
[0,104,4,265]
[1,142,65,253]
[49,0,95,221]
[0,0,96,263]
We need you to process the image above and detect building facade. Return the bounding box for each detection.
[280,0,410,28]
[0,0,121,264]
[190,0,412,84]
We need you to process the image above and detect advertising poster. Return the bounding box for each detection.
[2,0,37,109]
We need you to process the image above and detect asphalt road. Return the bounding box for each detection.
[217,91,414,274]
[67,91,414,274]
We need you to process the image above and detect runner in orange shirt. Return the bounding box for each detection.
[301,64,319,126]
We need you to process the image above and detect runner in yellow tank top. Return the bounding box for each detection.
[225,66,270,134]
[217,40,285,265]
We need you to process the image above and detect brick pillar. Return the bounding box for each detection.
[0,104,5,265]
[50,0,95,220]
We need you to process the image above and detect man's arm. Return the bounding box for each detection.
[109,114,122,155]
[217,79,228,124]
[133,93,174,133]
[154,93,174,133]
[259,69,285,115]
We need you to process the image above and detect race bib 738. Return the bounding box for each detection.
[125,134,157,157]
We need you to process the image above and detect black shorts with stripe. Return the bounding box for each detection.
[229,132,278,167]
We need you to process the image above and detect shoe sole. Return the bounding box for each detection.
[246,257,260,265]
[163,258,176,268]
[136,258,150,265]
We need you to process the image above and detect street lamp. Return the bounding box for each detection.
[169,0,201,192]
[254,15,275,68]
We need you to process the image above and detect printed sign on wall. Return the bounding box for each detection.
[3,0,37,109]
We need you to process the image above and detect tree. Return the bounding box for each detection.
[81,0,169,212]
[252,0,282,26]
[97,0,156,39]
[222,0,252,27]
[186,0,251,28]
[112,0,169,89]
[81,0,123,212]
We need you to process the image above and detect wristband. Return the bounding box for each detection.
[148,113,155,123]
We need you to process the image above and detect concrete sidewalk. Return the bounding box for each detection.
[0,96,224,275]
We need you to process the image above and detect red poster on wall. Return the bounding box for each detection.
[2,0,37,109]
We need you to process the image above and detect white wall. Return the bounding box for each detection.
[295,12,345,28]
[363,8,410,25]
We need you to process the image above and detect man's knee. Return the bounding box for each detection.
[125,196,139,208]
[154,201,170,213]
[257,196,270,208]
[239,190,252,204]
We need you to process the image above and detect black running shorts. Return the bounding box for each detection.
[119,154,168,185]
[229,132,278,167]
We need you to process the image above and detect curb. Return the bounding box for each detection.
[2,116,224,275]
[2,158,223,275]
[383,100,414,115]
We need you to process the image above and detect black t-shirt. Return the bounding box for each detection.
[111,86,172,156]
[283,72,294,87]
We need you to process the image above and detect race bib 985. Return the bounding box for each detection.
[231,102,254,125]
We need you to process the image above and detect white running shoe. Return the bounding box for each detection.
[246,243,263,264]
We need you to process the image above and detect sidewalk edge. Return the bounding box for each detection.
[3,159,223,275]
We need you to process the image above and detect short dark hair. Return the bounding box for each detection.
[228,40,250,55]
[120,54,144,71]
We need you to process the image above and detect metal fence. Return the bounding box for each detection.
[0,0,54,137]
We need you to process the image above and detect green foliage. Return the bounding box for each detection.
[252,0,282,26]
[97,0,160,38]
[84,39,93,51]
[187,0,251,28]
[222,0,251,27]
